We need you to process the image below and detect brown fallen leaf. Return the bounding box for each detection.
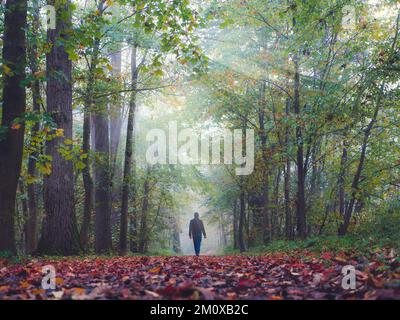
[334,256,348,264]
[144,290,160,298]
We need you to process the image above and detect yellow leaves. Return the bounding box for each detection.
[2,64,12,76]
[42,162,52,175]
[106,64,113,72]
[26,175,37,185]
[64,138,73,145]
[75,161,86,170]
[79,152,88,160]
[137,2,146,11]
[37,161,52,175]
[154,69,164,77]
[55,128,64,137]
[69,51,80,62]
[105,0,114,7]
[58,140,88,171]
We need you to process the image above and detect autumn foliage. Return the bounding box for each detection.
[0,250,398,300]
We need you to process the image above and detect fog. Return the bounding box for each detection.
[178,196,223,256]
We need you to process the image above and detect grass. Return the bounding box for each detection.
[222,233,399,257]
[0,248,179,265]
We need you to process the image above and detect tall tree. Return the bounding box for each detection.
[25,0,42,253]
[293,53,307,239]
[120,45,138,254]
[284,98,292,240]
[339,88,382,236]
[0,0,27,254]
[93,108,112,253]
[79,4,105,251]
[80,97,93,250]
[38,0,80,255]
[258,81,271,244]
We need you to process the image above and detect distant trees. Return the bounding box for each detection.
[194,0,400,250]
[120,44,138,254]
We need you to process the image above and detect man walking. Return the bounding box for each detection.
[189,212,206,256]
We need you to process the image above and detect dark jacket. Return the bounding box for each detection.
[189,218,206,238]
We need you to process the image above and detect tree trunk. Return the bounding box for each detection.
[238,185,246,252]
[25,0,41,254]
[258,82,271,244]
[120,45,138,254]
[338,138,348,218]
[80,0,108,252]
[19,181,28,253]
[0,0,27,254]
[293,55,307,239]
[233,199,238,249]
[109,50,123,240]
[129,124,138,253]
[80,100,93,251]
[284,98,292,240]
[172,219,181,254]
[139,166,151,254]
[339,91,381,235]
[93,106,112,253]
[79,43,100,252]
[109,50,123,171]
[220,212,228,247]
[38,0,80,255]
[272,168,281,239]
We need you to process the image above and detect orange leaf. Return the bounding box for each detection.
[149,266,161,274]
[71,287,86,295]
[31,289,45,295]
[0,285,9,292]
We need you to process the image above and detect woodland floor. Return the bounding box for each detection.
[0,250,399,300]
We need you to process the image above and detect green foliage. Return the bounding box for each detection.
[224,234,399,256]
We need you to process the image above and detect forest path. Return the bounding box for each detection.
[0,252,398,300]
